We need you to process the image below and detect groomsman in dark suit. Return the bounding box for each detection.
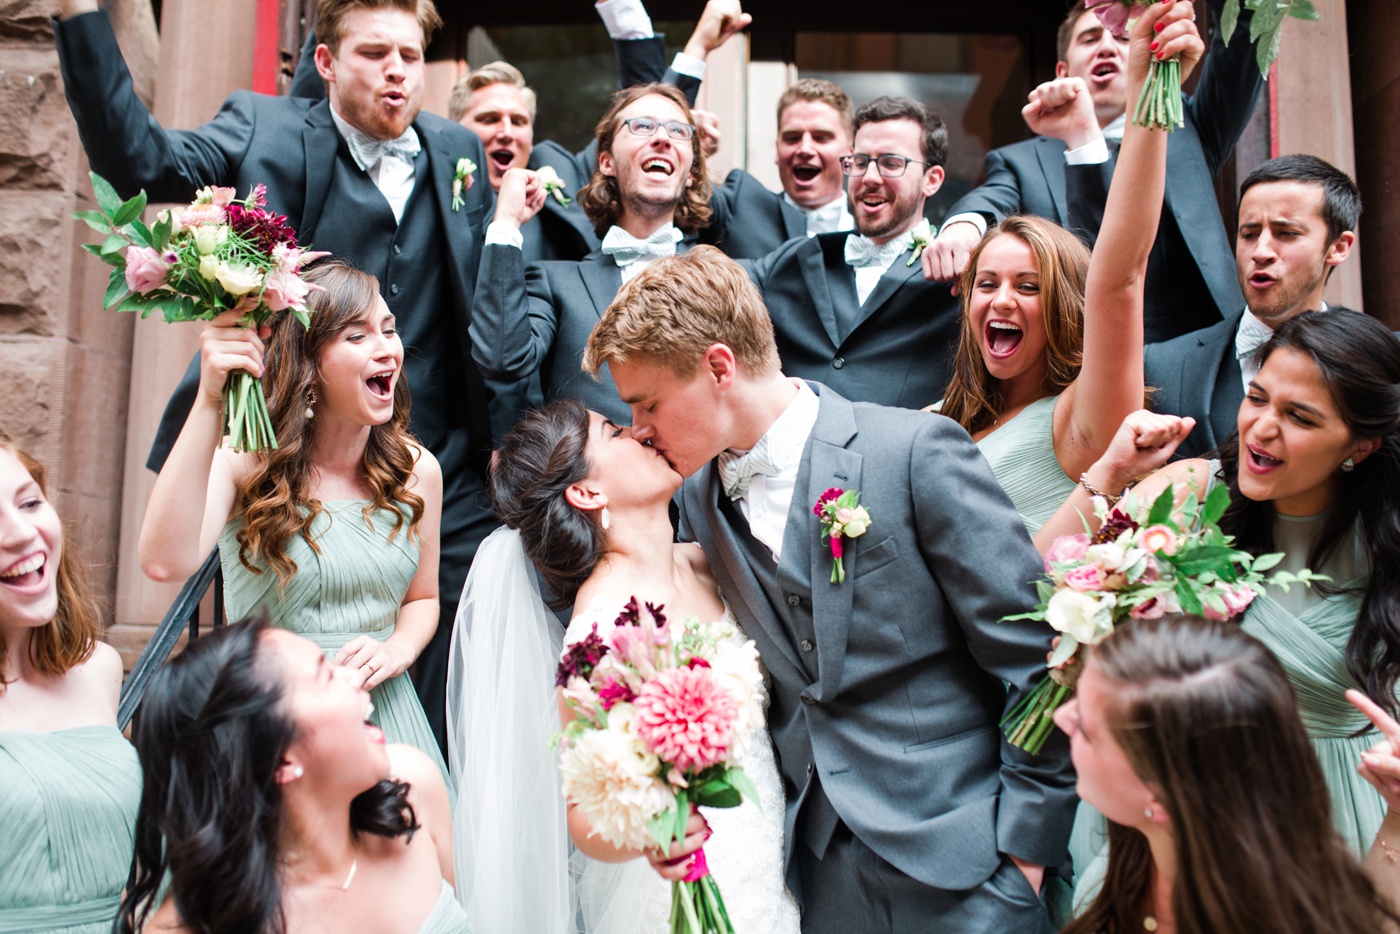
[745,96,960,410]
[471,82,717,421]
[928,0,1263,342]
[1145,155,1361,458]
[700,78,856,258]
[55,0,493,751]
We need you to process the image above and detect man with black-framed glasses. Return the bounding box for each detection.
[736,96,961,411]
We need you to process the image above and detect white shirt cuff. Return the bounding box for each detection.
[596,0,654,39]
[669,51,707,79]
[485,221,524,249]
[939,212,988,238]
[1064,137,1110,165]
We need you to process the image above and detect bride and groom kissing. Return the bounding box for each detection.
[453,246,1075,932]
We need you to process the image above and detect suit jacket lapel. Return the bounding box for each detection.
[691,466,808,680]
[792,387,859,702]
[801,239,844,349]
[780,199,807,241]
[1036,137,1071,226]
[422,123,476,285]
[300,100,339,243]
[578,252,623,318]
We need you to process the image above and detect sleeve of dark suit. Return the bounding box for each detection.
[1063,160,1112,247]
[469,245,562,382]
[943,147,1026,226]
[614,33,701,105]
[1185,0,1264,177]
[145,355,202,474]
[56,10,249,202]
[289,26,325,99]
[908,416,1077,868]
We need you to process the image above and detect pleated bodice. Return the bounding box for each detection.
[418,883,472,933]
[0,726,142,934]
[975,394,1075,536]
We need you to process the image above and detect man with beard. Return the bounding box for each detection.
[471,82,717,421]
[1144,155,1362,458]
[926,0,1263,342]
[741,96,960,410]
[55,0,492,753]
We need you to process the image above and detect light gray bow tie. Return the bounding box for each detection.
[843,233,908,268]
[346,127,421,172]
[718,438,779,500]
[601,225,681,267]
[1236,328,1272,360]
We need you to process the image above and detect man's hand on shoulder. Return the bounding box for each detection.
[59,0,99,19]
[1022,77,1102,151]
[492,167,547,229]
[923,220,981,289]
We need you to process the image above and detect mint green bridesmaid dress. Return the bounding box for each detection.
[220,501,450,787]
[0,726,141,933]
[418,883,472,933]
[974,395,1076,537]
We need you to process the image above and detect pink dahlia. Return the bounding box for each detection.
[633,666,738,773]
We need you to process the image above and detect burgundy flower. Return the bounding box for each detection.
[814,487,843,517]
[555,625,609,686]
[1093,508,1139,545]
[595,677,637,710]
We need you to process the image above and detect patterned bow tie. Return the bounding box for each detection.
[1236,317,1275,360]
[346,126,422,173]
[843,233,910,269]
[718,438,779,500]
[805,198,849,235]
[601,225,682,267]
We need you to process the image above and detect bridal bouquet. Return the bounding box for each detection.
[1001,479,1323,753]
[75,173,325,452]
[1085,0,1320,131]
[555,598,765,934]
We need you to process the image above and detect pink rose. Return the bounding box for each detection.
[1064,564,1107,593]
[835,507,855,524]
[1139,525,1179,556]
[209,186,237,207]
[262,266,314,312]
[124,245,171,294]
[1044,533,1091,573]
[1085,0,1131,39]
[1223,584,1257,617]
[1129,596,1167,619]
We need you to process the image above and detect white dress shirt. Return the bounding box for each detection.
[330,107,417,223]
[784,192,854,237]
[846,228,917,305]
[733,380,820,562]
[1235,302,1328,392]
[484,221,681,284]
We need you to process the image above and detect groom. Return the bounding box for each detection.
[584,247,1076,931]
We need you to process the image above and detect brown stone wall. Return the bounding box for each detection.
[0,1,156,633]
[1347,2,1400,329]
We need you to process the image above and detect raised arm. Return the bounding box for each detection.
[1346,689,1400,926]
[138,311,263,582]
[1055,0,1204,482]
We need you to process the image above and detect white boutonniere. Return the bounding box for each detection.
[451,158,477,212]
[905,218,933,267]
[534,165,573,208]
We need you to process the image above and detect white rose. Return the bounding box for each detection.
[215,261,265,297]
[194,225,224,255]
[197,254,218,281]
[1086,543,1127,573]
[1045,589,1114,645]
[535,165,562,187]
[842,507,871,538]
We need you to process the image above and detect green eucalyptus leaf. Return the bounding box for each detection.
[89,172,122,216]
[725,767,762,808]
[1251,552,1284,572]
[1220,0,1241,43]
[73,209,112,234]
[100,233,128,256]
[1201,482,1231,527]
[110,191,148,228]
[1147,485,1176,526]
[151,213,173,250]
[1171,545,1243,577]
[128,219,153,248]
[673,790,689,841]
[1287,0,1320,21]
[1176,580,1204,616]
[1256,24,1284,77]
[103,271,129,309]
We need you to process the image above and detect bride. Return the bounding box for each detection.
[448,399,801,933]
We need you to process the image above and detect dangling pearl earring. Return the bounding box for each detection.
[1341,457,1355,473]
[600,506,611,531]
[304,386,317,420]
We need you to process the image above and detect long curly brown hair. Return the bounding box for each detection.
[232,261,424,584]
[578,83,713,239]
[938,215,1088,435]
[0,437,101,691]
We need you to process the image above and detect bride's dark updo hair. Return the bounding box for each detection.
[490,399,603,607]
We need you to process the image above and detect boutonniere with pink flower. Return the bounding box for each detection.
[534,165,573,208]
[905,219,933,267]
[813,488,872,584]
[451,157,477,211]
[1000,479,1324,753]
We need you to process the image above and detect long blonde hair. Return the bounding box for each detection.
[0,437,100,689]
[232,261,425,584]
[938,215,1089,434]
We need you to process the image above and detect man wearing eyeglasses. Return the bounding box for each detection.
[738,96,961,410]
[471,82,722,422]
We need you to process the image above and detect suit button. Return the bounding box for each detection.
[389,283,400,295]
[806,764,814,777]
[831,357,845,369]
[802,695,816,705]
[393,244,402,255]
[787,594,801,606]
[801,640,814,652]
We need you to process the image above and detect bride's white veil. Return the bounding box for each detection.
[446,525,574,932]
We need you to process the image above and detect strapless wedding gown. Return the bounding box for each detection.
[563,600,801,934]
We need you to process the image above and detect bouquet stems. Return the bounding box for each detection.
[1001,666,1077,755]
[1132,56,1184,131]
[669,877,735,934]
[223,370,278,454]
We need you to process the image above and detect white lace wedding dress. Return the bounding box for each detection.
[563,599,802,934]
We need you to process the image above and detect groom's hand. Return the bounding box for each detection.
[1010,855,1044,898]
[646,807,711,881]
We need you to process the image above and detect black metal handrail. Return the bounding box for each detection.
[117,549,225,731]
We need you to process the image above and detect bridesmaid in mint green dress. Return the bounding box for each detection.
[1039,310,1400,908]
[0,440,141,934]
[139,261,448,785]
[932,35,1180,541]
